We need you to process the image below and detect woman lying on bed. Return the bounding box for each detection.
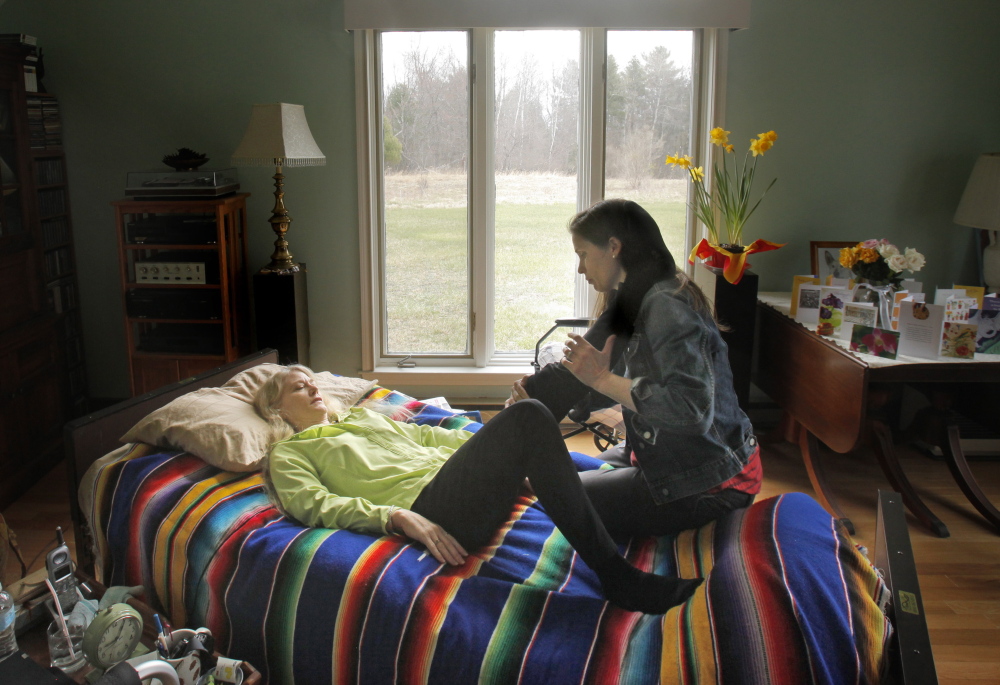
[254,364,701,615]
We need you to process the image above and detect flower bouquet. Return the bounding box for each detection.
[839,239,926,327]
[667,127,785,284]
[838,239,926,287]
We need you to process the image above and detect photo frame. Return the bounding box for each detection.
[809,241,857,284]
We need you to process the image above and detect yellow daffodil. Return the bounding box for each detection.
[710,127,730,146]
[668,126,778,248]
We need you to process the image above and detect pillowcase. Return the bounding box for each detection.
[120,364,377,472]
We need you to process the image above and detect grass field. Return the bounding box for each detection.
[383,173,688,353]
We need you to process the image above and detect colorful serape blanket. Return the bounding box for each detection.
[83,391,891,685]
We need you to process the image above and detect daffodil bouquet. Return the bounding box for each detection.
[667,127,784,284]
[666,127,778,248]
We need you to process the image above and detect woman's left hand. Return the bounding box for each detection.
[562,332,616,388]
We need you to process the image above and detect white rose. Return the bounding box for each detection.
[877,243,899,258]
[904,247,925,272]
[887,253,908,273]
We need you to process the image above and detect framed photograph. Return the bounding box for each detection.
[810,241,857,283]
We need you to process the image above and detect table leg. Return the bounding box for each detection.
[869,420,950,538]
[940,424,1000,535]
[795,423,855,535]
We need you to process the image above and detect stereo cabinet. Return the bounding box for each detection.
[112,194,251,395]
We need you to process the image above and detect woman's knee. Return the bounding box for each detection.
[502,399,558,431]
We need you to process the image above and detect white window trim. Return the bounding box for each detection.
[355,28,729,384]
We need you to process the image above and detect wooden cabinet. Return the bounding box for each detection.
[0,43,86,509]
[112,194,251,395]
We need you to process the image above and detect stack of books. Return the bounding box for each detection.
[0,34,39,92]
[25,96,61,149]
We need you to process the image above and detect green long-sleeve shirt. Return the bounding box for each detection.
[268,407,473,535]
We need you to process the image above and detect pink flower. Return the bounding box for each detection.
[861,239,880,249]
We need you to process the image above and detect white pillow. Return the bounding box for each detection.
[120,365,376,472]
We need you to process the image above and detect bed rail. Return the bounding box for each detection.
[876,489,938,684]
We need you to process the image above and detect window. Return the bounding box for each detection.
[357,28,726,371]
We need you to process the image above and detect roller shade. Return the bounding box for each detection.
[344,0,751,30]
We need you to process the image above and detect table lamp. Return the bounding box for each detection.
[954,152,1000,293]
[232,103,326,273]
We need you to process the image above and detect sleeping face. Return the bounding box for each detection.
[277,370,331,432]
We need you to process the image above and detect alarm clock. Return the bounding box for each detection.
[82,602,144,670]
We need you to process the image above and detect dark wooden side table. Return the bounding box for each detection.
[754,293,1000,538]
[253,265,310,365]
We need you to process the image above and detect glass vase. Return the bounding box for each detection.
[853,280,896,328]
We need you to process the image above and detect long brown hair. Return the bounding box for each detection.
[569,199,715,325]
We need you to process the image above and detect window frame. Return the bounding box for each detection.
[355,27,729,375]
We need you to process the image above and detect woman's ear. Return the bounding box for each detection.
[608,236,623,259]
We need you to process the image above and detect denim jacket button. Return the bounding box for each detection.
[661,487,669,496]
[643,431,652,440]
[749,436,757,447]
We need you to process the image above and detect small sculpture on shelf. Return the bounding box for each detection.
[162,148,210,171]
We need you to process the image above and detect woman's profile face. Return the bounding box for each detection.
[277,370,329,430]
[572,233,625,293]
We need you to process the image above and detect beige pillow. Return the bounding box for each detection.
[120,365,377,472]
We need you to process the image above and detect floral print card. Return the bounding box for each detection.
[816,287,854,336]
[940,321,978,359]
[850,325,900,359]
[953,284,985,310]
[944,297,977,322]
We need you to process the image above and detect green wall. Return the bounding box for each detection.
[726,0,1000,291]
[3,0,999,398]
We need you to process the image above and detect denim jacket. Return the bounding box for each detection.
[525,277,756,505]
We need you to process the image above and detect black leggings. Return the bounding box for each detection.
[580,444,754,538]
[411,399,618,569]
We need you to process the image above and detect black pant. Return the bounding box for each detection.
[411,400,618,569]
[580,444,754,538]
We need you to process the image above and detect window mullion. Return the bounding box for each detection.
[470,28,495,366]
[576,28,606,318]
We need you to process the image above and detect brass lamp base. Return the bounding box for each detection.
[260,163,301,274]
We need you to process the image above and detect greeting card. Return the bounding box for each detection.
[795,284,822,325]
[840,302,877,340]
[790,275,820,316]
[940,321,978,359]
[816,287,854,336]
[934,288,966,305]
[900,278,923,294]
[944,297,977,322]
[897,300,945,359]
[982,294,1000,312]
[953,284,985,310]
[968,308,1000,354]
[850,325,900,359]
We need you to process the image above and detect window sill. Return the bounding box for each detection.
[360,365,533,388]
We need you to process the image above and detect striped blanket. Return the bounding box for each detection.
[83,390,891,684]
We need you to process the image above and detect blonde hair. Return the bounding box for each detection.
[253,364,339,443]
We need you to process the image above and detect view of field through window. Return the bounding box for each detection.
[380,30,693,356]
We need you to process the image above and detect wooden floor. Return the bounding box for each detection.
[2,427,998,683]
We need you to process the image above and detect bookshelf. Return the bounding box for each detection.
[0,40,87,509]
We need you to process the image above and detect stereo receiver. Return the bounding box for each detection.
[136,261,206,284]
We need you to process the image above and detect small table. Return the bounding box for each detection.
[754,293,1000,537]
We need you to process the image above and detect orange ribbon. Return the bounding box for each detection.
[687,238,785,284]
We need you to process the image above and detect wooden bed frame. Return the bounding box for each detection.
[62,349,937,684]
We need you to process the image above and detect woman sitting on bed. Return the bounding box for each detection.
[254,364,701,615]
[507,199,760,538]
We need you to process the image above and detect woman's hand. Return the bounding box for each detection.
[390,509,468,566]
[504,373,532,408]
[562,333,615,388]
